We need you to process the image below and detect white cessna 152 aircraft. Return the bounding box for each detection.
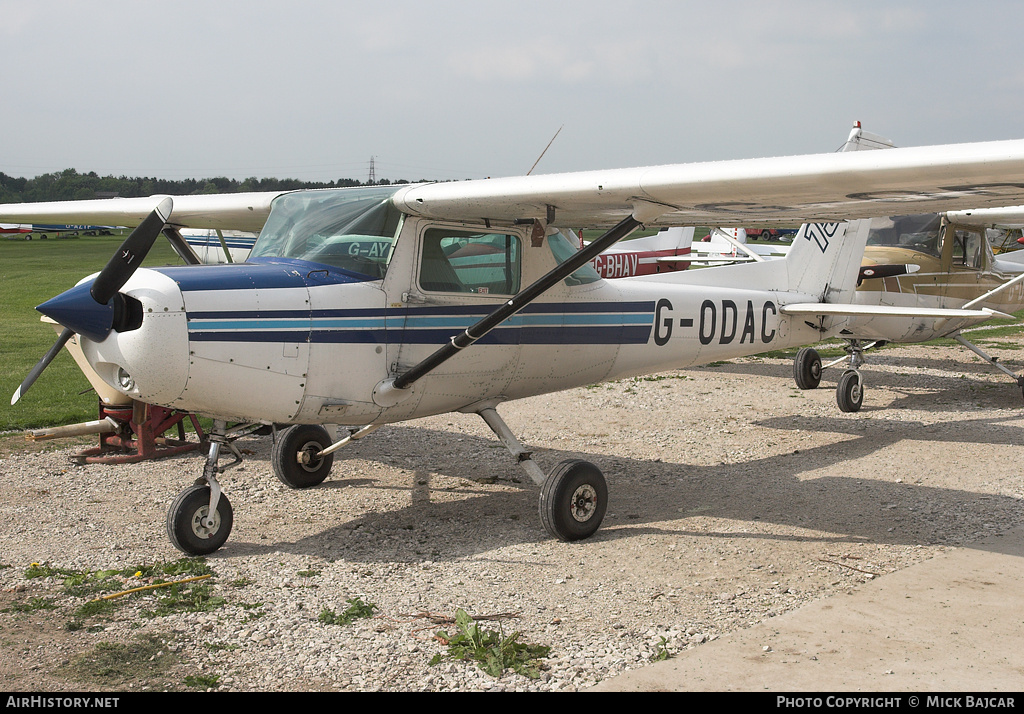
[6,137,1024,555]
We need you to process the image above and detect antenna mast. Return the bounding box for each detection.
[528,125,563,175]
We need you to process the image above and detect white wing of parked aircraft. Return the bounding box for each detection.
[5,139,1024,231]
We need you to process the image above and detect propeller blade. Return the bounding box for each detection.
[90,197,173,305]
[11,327,75,405]
[857,263,920,285]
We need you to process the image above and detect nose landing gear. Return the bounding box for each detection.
[166,421,259,555]
[166,482,233,556]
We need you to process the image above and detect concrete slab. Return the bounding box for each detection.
[591,526,1024,692]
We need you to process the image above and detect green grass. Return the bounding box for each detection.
[0,232,188,431]
[22,558,219,630]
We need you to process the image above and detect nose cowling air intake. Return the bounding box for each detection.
[10,198,172,405]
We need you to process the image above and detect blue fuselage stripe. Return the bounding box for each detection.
[186,301,656,346]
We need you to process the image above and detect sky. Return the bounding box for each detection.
[2,0,1024,183]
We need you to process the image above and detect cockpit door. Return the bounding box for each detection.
[381,219,526,410]
[940,219,987,303]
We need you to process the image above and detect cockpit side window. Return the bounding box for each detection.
[419,228,521,295]
[950,227,985,269]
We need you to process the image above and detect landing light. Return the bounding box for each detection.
[116,368,135,392]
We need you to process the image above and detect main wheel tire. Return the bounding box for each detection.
[540,459,608,542]
[167,484,233,555]
[272,424,334,488]
[836,370,864,412]
[794,347,822,390]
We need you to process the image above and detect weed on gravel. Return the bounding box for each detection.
[318,597,377,626]
[58,633,179,690]
[19,558,223,630]
[430,609,550,680]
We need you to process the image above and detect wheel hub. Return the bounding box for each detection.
[191,506,220,539]
[570,484,598,523]
[297,441,324,472]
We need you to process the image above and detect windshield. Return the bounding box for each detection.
[547,229,601,285]
[249,186,404,278]
[866,214,942,257]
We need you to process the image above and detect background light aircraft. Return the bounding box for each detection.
[181,228,257,263]
[588,225,787,276]
[777,127,1024,411]
[689,227,790,265]
[1,223,32,238]
[6,136,1024,555]
[586,227,693,277]
[31,223,116,239]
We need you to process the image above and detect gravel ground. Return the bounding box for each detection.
[2,342,1024,692]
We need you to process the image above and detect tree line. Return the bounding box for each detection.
[0,168,422,204]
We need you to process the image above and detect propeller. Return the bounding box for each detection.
[11,198,173,405]
[857,263,920,286]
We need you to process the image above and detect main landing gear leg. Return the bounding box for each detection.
[835,340,866,413]
[954,334,1024,399]
[166,420,257,555]
[475,406,607,542]
[794,340,879,412]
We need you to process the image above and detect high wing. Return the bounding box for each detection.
[0,191,282,233]
[3,139,1024,231]
[393,139,1024,228]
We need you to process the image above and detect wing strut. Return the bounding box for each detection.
[162,226,203,265]
[388,215,642,392]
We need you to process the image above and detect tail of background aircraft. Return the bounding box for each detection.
[641,218,870,306]
[673,122,892,301]
[589,226,695,278]
[839,121,895,153]
[622,226,694,252]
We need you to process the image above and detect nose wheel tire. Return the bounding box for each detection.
[794,347,822,390]
[167,484,233,555]
[540,459,608,542]
[272,425,335,489]
[836,370,864,412]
